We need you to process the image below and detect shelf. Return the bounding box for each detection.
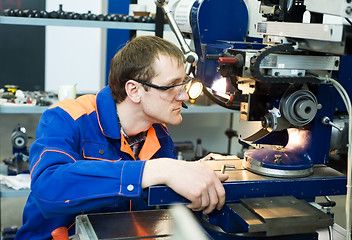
[0,105,48,114]
[183,104,235,114]
[1,184,30,198]
[0,104,235,114]
[0,16,171,31]
[0,164,31,198]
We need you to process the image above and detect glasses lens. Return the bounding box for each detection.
[159,77,193,101]
[178,80,192,97]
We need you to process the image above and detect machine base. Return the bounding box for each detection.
[206,196,333,237]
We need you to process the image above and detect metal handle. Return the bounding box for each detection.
[154,0,198,75]
[321,116,343,131]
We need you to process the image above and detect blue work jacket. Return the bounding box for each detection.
[15,86,176,240]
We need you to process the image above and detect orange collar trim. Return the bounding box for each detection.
[139,126,161,160]
[120,126,161,160]
[120,133,135,160]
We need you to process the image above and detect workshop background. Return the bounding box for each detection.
[0,0,348,236]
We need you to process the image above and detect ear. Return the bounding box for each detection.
[125,80,141,103]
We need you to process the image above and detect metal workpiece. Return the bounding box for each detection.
[242,128,315,178]
[73,206,211,240]
[242,155,314,178]
[75,210,173,240]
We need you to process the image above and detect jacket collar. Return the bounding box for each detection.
[96,86,121,139]
[96,86,169,160]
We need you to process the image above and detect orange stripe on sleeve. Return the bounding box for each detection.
[30,150,77,179]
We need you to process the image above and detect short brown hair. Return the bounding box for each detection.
[108,36,185,103]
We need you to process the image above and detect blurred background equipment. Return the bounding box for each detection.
[3,125,30,175]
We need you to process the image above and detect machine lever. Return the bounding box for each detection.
[154,0,198,75]
[321,116,343,131]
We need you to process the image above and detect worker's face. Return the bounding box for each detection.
[140,54,189,126]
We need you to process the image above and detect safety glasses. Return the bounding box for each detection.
[128,76,193,101]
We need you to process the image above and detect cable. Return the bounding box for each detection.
[328,225,333,240]
[319,77,352,240]
[346,18,352,26]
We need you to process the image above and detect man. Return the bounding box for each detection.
[15,36,228,239]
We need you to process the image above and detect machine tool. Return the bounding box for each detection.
[3,125,29,175]
[71,0,352,239]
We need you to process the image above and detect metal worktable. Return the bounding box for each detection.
[148,159,347,206]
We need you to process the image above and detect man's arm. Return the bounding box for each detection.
[141,158,228,214]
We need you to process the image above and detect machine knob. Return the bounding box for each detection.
[40,10,49,18]
[4,9,16,16]
[11,126,27,149]
[104,14,112,21]
[72,13,81,20]
[49,10,59,18]
[120,15,128,22]
[81,13,89,20]
[15,9,24,17]
[97,14,105,21]
[88,12,97,20]
[23,10,34,17]
[111,14,121,21]
[138,16,147,22]
[281,89,318,126]
[261,114,274,131]
[126,16,135,22]
[321,116,343,131]
[145,16,154,23]
[186,55,196,63]
[294,99,317,120]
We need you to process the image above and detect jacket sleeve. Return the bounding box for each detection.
[29,107,146,218]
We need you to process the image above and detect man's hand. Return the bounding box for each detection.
[142,158,228,214]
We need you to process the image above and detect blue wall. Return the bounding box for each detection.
[105,1,130,85]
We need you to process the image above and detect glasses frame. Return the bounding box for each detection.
[125,76,193,91]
